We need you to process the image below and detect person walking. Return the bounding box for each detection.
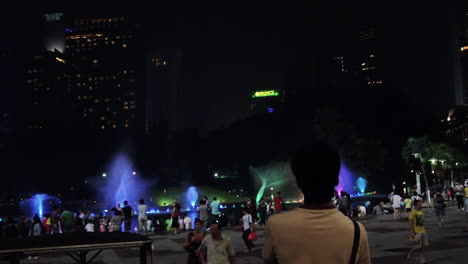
[262,143,370,263]
[198,222,235,264]
[122,200,133,232]
[171,198,182,234]
[433,189,446,226]
[404,199,428,263]
[273,192,283,213]
[138,199,148,235]
[455,181,465,212]
[241,208,255,252]
[209,197,221,224]
[391,192,403,220]
[403,195,413,218]
[184,218,205,264]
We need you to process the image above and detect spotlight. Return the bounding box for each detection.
[102,173,107,177]
[132,171,136,175]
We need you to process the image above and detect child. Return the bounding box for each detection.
[85,220,95,232]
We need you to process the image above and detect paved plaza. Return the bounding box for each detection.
[1,204,467,263]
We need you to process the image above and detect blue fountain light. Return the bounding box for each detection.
[186,186,199,207]
[19,194,60,218]
[355,177,368,193]
[101,153,150,209]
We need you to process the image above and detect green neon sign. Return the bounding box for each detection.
[252,90,280,98]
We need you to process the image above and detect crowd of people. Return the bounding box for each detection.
[2,143,468,264]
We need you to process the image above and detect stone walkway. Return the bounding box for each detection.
[2,204,467,263]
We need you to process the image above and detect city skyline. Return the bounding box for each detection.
[1,2,468,134]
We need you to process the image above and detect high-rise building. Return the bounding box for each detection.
[250,89,284,115]
[42,12,66,53]
[358,24,383,87]
[145,49,185,136]
[25,50,76,130]
[64,16,140,131]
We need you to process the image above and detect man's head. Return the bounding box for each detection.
[124,200,128,206]
[290,143,341,204]
[242,208,249,215]
[276,192,281,197]
[413,191,418,196]
[210,222,221,238]
[213,197,217,201]
[414,199,422,210]
[139,199,144,205]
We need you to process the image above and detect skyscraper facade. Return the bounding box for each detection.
[358,24,383,87]
[64,16,140,131]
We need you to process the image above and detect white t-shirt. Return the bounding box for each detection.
[242,214,252,230]
[455,184,464,196]
[85,223,95,232]
[392,195,402,208]
[359,206,366,217]
[184,217,192,230]
[138,204,148,220]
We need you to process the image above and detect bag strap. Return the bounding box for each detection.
[349,220,360,264]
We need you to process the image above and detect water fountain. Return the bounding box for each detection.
[251,161,301,203]
[19,194,61,218]
[355,177,368,193]
[335,162,356,195]
[185,186,199,207]
[100,153,152,209]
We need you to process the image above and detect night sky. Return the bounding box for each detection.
[1,1,465,132]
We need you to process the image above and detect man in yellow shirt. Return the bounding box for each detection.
[405,199,428,263]
[262,143,370,264]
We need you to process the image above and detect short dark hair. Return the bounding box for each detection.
[194,218,203,224]
[290,143,341,204]
[139,199,144,204]
[213,197,217,201]
[123,201,128,205]
[414,199,422,206]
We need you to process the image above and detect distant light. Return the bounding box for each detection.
[104,209,108,213]
[55,57,66,64]
[132,171,136,175]
[65,28,73,33]
[270,187,274,190]
[102,173,107,177]
[267,107,274,113]
[411,170,414,173]
[85,180,88,184]
[252,90,280,98]
[214,173,219,178]
[447,117,451,121]
[403,182,406,184]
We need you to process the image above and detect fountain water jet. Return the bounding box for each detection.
[185,186,199,207]
[100,153,152,209]
[19,194,61,218]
